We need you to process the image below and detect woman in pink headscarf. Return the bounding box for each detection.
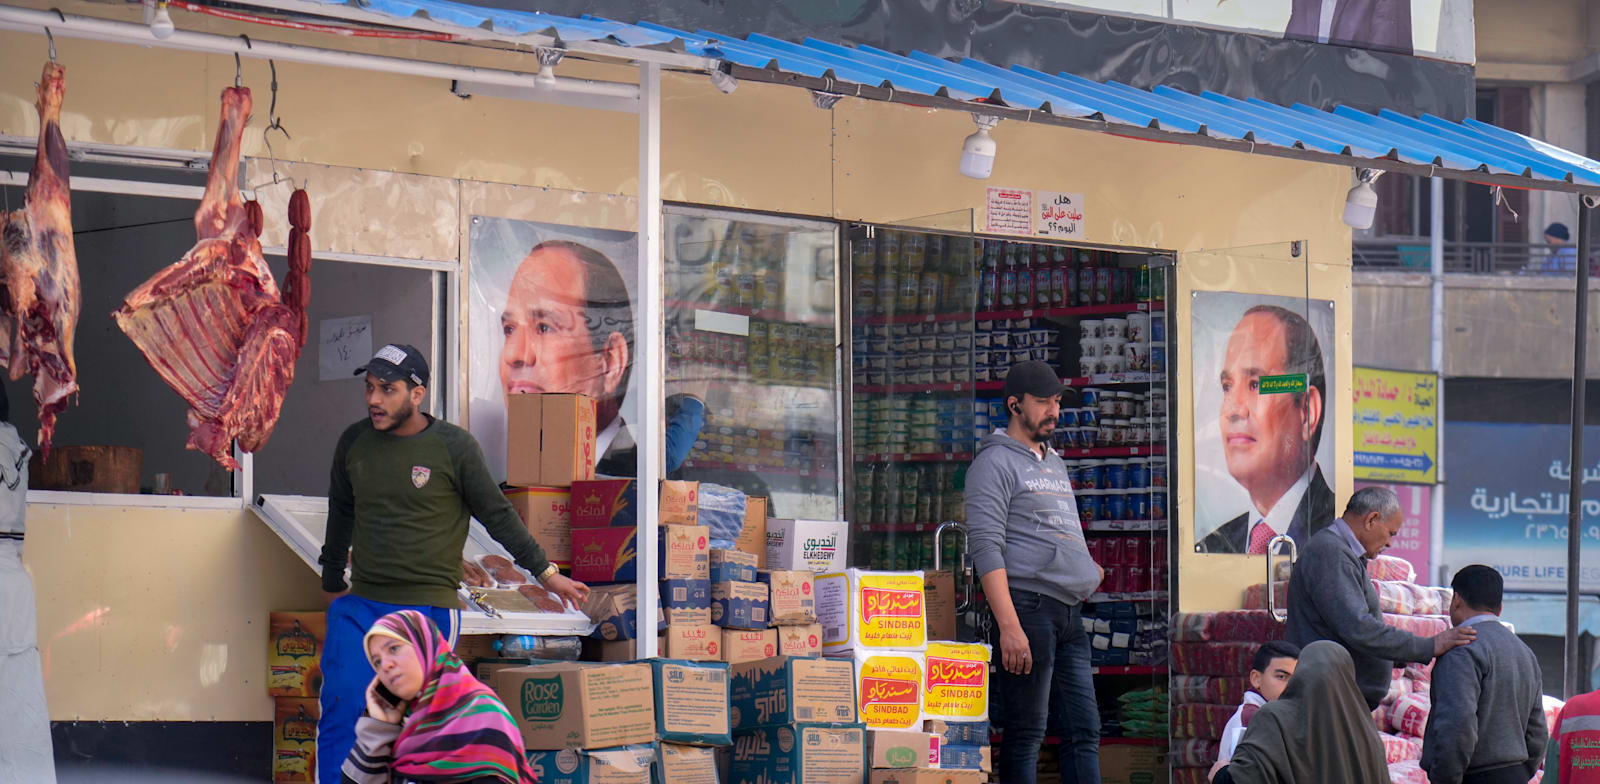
[341,610,536,784]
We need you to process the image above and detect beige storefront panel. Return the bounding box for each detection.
[21,505,322,721]
[2,20,1358,716]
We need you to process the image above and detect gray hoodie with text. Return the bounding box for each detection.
[966,431,1101,606]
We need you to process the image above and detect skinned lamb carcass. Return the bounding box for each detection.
[0,61,81,453]
[113,85,310,470]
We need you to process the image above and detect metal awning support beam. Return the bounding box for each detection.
[229,0,720,70]
[0,5,638,109]
[725,64,1600,197]
[1568,196,1596,698]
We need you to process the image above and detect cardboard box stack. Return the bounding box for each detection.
[730,656,866,784]
[495,661,663,782]
[267,611,325,783]
[815,570,929,732]
[573,479,716,662]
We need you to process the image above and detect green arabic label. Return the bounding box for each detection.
[1259,374,1307,395]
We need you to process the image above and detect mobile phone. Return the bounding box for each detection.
[373,681,401,708]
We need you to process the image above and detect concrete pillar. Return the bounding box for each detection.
[1534,82,1588,238]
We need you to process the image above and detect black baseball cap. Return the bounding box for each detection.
[1003,360,1067,403]
[355,343,429,387]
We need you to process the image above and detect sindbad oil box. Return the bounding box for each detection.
[268,612,325,697]
[853,651,925,729]
[272,698,318,783]
[921,642,991,722]
[816,570,927,654]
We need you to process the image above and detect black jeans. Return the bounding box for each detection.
[1463,764,1535,784]
[990,589,1100,784]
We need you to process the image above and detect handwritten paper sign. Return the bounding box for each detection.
[1036,191,1086,238]
[985,187,1034,235]
[319,315,373,382]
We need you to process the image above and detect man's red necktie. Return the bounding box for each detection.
[1248,521,1275,555]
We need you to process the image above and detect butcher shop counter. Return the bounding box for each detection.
[252,494,594,635]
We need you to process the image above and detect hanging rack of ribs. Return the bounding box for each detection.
[113,84,311,470]
[1,61,81,454]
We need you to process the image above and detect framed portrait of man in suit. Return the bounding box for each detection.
[1192,292,1336,555]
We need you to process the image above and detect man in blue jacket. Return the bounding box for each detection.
[968,360,1104,784]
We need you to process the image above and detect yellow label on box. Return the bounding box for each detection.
[857,573,927,649]
[858,653,924,729]
[923,642,991,721]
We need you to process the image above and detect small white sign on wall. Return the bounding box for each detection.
[1036,191,1087,239]
[319,315,373,382]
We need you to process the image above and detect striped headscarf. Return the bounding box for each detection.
[364,611,537,784]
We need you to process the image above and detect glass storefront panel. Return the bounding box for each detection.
[662,206,843,520]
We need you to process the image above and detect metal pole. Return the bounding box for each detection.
[635,61,662,659]
[1566,197,1592,699]
[1430,176,1446,585]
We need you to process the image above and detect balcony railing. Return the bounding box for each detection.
[1353,239,1600,275]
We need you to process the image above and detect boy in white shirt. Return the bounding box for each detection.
[1211,640,1301,778]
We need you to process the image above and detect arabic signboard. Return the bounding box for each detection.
[1035,191,1086,239]
[1353,367,1437,484]
[1354,481,1431,582]
[984,187,1034,235]
[1443,422,1600,593]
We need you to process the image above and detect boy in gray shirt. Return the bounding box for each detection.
[968,360,1104,784]
[1422,565,1548,784]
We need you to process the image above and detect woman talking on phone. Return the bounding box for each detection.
[342,611,536,784]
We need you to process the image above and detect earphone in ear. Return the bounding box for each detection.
[1009,401,1022,415]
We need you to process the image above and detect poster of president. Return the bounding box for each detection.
[468,216,639,482]
[1192,292,1337,555]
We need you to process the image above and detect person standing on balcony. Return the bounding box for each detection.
[1533,223,1580,275]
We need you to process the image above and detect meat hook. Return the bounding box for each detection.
[44,28,56,62]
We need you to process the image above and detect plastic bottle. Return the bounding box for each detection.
[1034,246,1053,310]
[999,243,1018,309]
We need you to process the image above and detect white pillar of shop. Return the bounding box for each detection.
[1430,176,1446,585]
[635,62,663,659]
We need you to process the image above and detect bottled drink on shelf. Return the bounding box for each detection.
[1051,246,1070,307]
[1076,250,1095,306]
[1033,246,1053,310]
[919,234,944,314]
[852,237,877,317]
[1135,264,1151,302]
[899,232,926,314]
[999,243,1018,309]
[877,231,901,317]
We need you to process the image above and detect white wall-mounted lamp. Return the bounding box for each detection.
[960,114,1000,179]
[1343,168,1382,230]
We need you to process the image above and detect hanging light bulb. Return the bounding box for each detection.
[149,0,175,39]
[960,115,1000,180]
[1343,169,1381,230]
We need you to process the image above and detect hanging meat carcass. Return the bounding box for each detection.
[0,61,81,454]
[113,85,311,470]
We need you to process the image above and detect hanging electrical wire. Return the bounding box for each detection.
[159,0,463,41]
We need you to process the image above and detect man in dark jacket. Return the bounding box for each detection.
[1286,486,1474,710]
[1421,566,1547,784]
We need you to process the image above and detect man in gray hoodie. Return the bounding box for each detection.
[969,360,1105,784]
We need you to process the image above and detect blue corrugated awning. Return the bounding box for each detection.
[292,0,1600,191]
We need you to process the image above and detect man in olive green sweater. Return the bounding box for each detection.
[316,343,587,784]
